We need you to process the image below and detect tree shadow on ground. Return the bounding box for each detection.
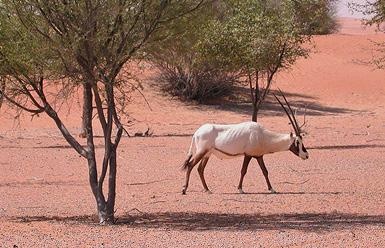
[12,211,385,232]
[189,87,356,117]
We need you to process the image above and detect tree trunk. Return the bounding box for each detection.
[252,103,258,122]
[0,79,5,109]
[105,147,117,223]
[252,86,260,122]
[251,104,258,122]
[87,157,108,223]
[83,82,112,224]
[79,88,87,138]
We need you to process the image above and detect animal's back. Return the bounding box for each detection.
[193,122,265,158]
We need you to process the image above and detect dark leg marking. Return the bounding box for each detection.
[238,155,252,193]
[182,151,206,195]
[197,157,210,193]
[256,156,276,193]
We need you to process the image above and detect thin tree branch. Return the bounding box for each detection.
[92,84,107,131]
[247,71,255,105]
[98,91,113,195]
[44,104,88,158]
[0,91,44,114]
[158,0,205,24]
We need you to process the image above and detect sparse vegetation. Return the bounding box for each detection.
[351,0,385,69]
[150,0,336,105]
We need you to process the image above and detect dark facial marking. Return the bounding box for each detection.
[289,141,299,156]
[302,144,308,153]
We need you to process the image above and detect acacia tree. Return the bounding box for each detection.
[199,0,310,121]
[0,0,203,224]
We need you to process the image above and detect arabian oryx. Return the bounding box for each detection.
[181,90,309,195]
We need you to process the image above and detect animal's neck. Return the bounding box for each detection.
[264,132,293,154]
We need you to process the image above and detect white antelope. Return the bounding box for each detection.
[181,90,309,195]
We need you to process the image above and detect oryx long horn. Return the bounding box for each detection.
[273,93,300,136]
[277,88,301,134]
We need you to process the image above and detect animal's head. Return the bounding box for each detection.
[274,90,309,160]
[289,133,308,160]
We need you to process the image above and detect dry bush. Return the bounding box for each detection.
[156,62,237,103]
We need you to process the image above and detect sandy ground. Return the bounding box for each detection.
[1,18,385,247]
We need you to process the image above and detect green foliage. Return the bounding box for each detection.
[0,0,206,104]
[0,4,57,111]
[0,8,48,78]
[195,0,312,120]
[199,0,309,77]
[293,0,339,35]
[1,0,202,82]
[149,0,321,109]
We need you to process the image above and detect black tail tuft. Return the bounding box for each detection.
[181,154,193,170]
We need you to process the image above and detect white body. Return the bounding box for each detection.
[188,121,295,160]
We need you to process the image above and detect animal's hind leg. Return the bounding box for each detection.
[197,156,211,193]
[238,155,252,194]
[256,156,276,193]
[182,151,207,195]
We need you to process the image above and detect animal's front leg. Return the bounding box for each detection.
[238,155,252,194]
[256,156,277,194]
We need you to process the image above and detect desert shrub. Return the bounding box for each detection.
[294,0,339,35]
[156,61,236,103]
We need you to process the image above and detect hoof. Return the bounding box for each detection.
[269,188,277,194]
[182,189,186,195]
[238,188,245,194]
[205,189,212,194]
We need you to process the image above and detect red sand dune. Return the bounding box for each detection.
[1,18,385,247]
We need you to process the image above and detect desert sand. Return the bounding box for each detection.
[1,18,385,247]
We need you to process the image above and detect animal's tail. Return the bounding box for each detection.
[182,136,195,170]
